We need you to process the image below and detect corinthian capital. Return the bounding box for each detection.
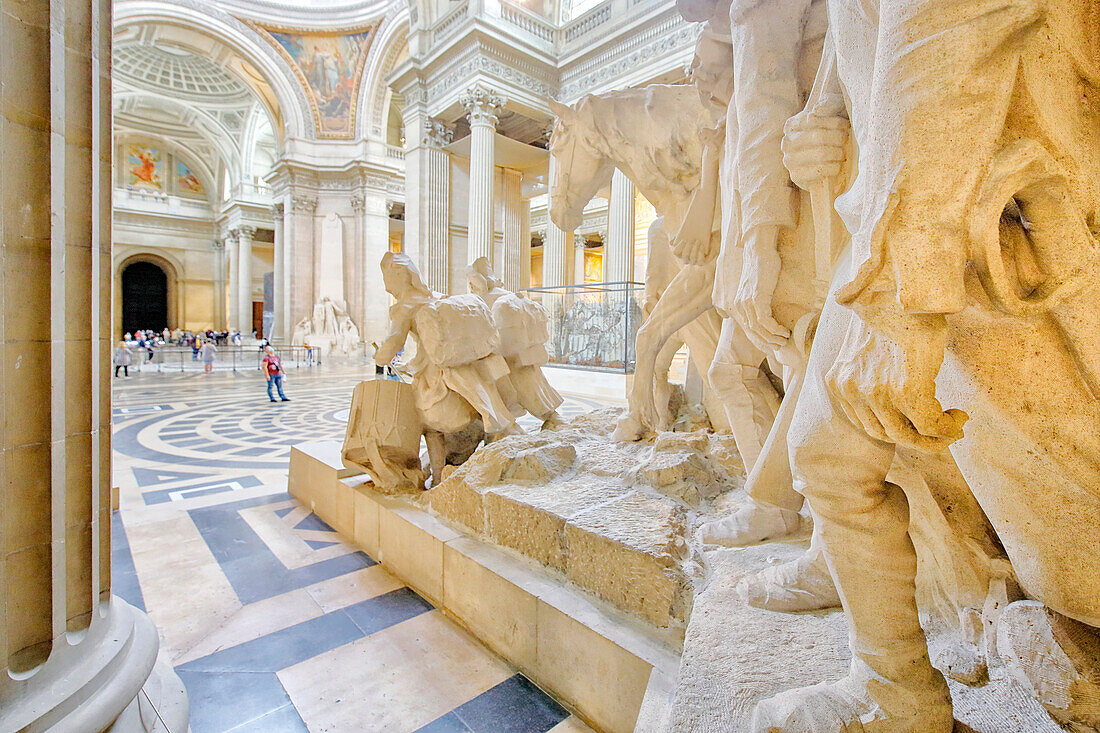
[460,85,505,128]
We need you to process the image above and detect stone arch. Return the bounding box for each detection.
[114,252,184,337]
[358,8,411,141]
[114,125,223,205]
[114,0,313,142]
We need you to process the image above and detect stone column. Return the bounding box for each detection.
[606,169,635,283]
[288,195,317,332]
[574,239,588,285]
[397,82,428,275]
[543,154,575,287]
[360,194,392,343]
[271,203,285,341]
[227,231,240,332]
[423,119,452,293]
[0,1,186,729]
[236,226,256,337]
[461,85,505,265]
[501,168,525,291]
[212,239,227,330]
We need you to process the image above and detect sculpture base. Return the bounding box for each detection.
[667,548,1064,732]
[0,597,189,733]
[289,441,681,733]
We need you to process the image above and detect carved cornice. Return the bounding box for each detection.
[459,84,506,127]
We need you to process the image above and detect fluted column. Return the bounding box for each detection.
[212,239,227,330]
[424,119,453,293]
[543,156,574,287]
[0,1,185,729]
[227,231,240,332]
[236,225,256,336]
[606,169,635,283]
[360,195,392,342]
[461,85,504,265]
[501,168,525,290]
[574,239,587,285]
[271,204,285,340]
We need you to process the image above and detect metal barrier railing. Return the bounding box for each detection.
[120,345,322,373]
[519,281,644,373]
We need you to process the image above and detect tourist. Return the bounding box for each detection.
[112,341,132,378]
[261,346,289,402]
[200,339,217,373]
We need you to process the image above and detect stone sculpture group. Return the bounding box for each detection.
[342,252,563,491]
[543,0,1098,730]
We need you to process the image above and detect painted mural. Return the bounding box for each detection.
[177,160,205,196]
[584,250,604,283]
[264,27,375,138]
[127,144,163,191]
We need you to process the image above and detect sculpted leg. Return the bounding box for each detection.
[751,304,952,733]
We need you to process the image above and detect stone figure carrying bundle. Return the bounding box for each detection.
[466,257,563,423]
[372,251,521,486]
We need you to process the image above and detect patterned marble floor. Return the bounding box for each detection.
[112,365,607,733]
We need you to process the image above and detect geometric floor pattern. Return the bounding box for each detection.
[112,364,603,732]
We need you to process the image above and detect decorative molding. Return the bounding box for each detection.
[271,202,285,216]
[291,195,318,212]
[427,44,556,107]
[460,84,506,127]
[350,193,365,212]
[423,118,453,148]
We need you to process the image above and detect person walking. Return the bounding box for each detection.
[113,341,132,378]
[262,346,289,402]
[200,339,217,373]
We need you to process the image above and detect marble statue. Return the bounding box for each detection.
[466,257,564,423]
[290,296,360,356]
[547,87,781,469]
[664,0,1100,730]
[375,252,521,485]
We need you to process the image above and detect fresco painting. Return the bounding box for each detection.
[177,160,205,195]
[127,144,163,191]
[583,249,603,283]
[268,29,375,137]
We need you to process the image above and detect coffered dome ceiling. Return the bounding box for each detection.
[114,42,255,105]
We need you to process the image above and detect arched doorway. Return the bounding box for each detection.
[121,261,169,335]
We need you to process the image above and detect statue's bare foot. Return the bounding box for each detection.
[698,500,802,547]
[611,412,646,443]
[750,671,953,733]
[997,600,1100,731]
[735,550,841,612]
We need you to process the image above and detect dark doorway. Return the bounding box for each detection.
[121,261,169,335]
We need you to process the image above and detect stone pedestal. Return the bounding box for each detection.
[0,1,188,729]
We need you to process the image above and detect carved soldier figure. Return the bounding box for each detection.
[749,0,1100,729]
[466,257,564,424]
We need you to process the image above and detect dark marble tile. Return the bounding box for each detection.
[110,511,145,612]
[142,475,263,506]
[176,669,293,733]
[132,466,212,487]
[293,513,335,532]
[225,703,309,733]
[417,711,474,732]
[452,675,570,733]
[305,539,338,550]
[179,608,364,673]
[341,587,435,637]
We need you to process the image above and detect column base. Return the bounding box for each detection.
[0,597,189,733]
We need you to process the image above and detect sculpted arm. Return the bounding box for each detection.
[375,307,414,365]
[825,0,1044,450]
